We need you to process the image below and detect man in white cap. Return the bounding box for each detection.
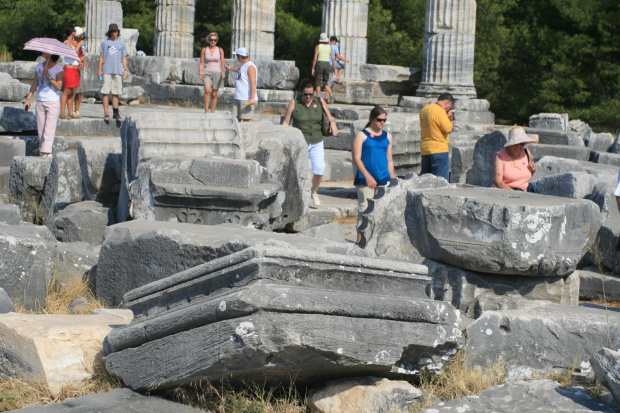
[226,47,257,122]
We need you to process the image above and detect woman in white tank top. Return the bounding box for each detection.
[199,32,226,113]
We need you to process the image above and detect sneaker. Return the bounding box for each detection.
[312,193,321,206]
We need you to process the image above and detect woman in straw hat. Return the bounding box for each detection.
[493,125,538,192]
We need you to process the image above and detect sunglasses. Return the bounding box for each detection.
[302,92,314,96]
[209,38,217,42]
[375,118,387,122]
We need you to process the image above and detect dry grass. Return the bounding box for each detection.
[165,380,305,413]
[334,216,358,224]
[416,350,506,404]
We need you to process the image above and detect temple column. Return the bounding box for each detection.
[321,0,368,80]
[84,0,123,52]
[154,0,195,58]
[231,0,275,61]
[417,0,477,98]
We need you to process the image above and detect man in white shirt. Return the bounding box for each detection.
[225,47,257,122]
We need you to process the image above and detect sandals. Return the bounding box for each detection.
[59,114,71,120]
[70,113,81,119]
[103,114,111,121]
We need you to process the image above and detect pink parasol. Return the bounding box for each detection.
[23,37,79,61]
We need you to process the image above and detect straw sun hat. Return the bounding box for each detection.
[504,125,539,147]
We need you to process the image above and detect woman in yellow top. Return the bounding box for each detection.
[311,33,337,103]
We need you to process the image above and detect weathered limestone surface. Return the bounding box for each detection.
[40,152,84,224]
[8,156,52,222]
[332,81,415,106]
[465,129,507,187]
[427,260,579,319]
[120,28,139,56]
[84,0,123,52]
[322,0,369,80]
[96,220,370,306]
[417,0,477,98]
[51,241,100,284]
[578,269,620,303]
[0,223,55,309]
[0,105,36,133]
[0,72,29,102]
[51,201,114,246]
[524,127,584,146]
[300,222,344,242]
[610,132,620,154]
[464,304,620,377]
[12,388,206,413]
[0,204,20,225]
[529,113,568,130]
[526,143,591,162]
[590,348,620,405]
[533,156,618,184]
[592,151,620,167]
[0,311,132,394]
[405,187,602,276]
[569,119,593,142]
[231,0,275,60]
[307,377,426,413]
[105,246,462,390]
[77,138,122,208]
[240,122,310,228]
[532,171,595,199]
[0,287,15,313]
[154,0,195,58]
[420,380,617,413]
[450,145,474,184]
[0,136,26,167]
[0,62,37,81]
[587,132,614,152]
[383,113,422,176]
[360,174,452,262]
[586,182,619,220]
[581,218,620,273]
[360,65,421,83]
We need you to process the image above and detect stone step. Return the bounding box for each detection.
[0,166,9,195]
[323,150,354,182]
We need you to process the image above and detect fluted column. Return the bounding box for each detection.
[417,0,477,98]
[85,0,123,53]
[154,0,195,58]
[322,0,368,80]
[231,0,275,61]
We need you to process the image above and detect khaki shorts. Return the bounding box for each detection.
[203,71,222,89]
[232,99,255,120]
[356,185,387,227]
[101,74,122,95]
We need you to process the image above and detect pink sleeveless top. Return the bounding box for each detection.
[495,148,532,191]
[203,47,222,72]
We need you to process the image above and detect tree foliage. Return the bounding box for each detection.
[0,0,617,131]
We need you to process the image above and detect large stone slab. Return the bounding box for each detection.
[405,187,602,276]
[51,241,99,285]
[450,145,475,184]
[464,304,620,377]
[9,156,53,222]
[588,132,614,152]
[0,287,15,313]
[465,129,508,187]
[427,260,579,319]
[586,182,620,220]
[591,348,620,405]
[0,105,36,133]
[383,112,421,176]
[104,246,462,390]
[0,135,26,167]
[359,65,421,83]
[420,380,617,413]
[578,269,620,303]
[332,80,416,106]
[12,388,206,413]
[592,151,620,167]
[51,201,114,246]
[0,311,132,394]
[569,119,593,142]
[529,113,568,130]
[0,223,55,309]
[0,61,37,80]
[0,203,20,225]
[0,72,30,102]
[40,152,84,224]
[96,220,370,306]
[77,137,122,208]
[532,171,595,199]
[581,218,620,273]
[526,143,591,162]
[524,127,584,146]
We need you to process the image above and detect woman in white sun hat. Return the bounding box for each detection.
[493,125,538,192]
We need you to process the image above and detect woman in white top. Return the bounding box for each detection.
[199,32,226,113]
[23,53,64,157]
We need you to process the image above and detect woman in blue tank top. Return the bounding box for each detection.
[352,106,395,244]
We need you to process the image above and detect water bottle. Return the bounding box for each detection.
[99,76,104,87]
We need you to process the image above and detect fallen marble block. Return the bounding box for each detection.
[590,348,620,405]
[592,151,620,167]
[51,201,114,246]
[0,311,133,394]
[0,287,15,313]
[525,143,591,162]
[0,223,55,309]
[465,129,508,187]
[9,156,52,222]
[529,113,568,130]
[0,105,36,133]
[332,80,416,106]
[405,187,602,276]
[585,182,619,220]
[569,119,593,142]
[450,145,474,184]
[0,203,20,225]
[610,132,620,154]
[104,246,462,390]
[0,135,26,167]
[300,222,344,242]
[96,220,370,306]
[578,269,620,304]
[40,152,84,224]
[51,241,99,284]
[359,173,452,262]
[581,218,620,273]
[532,171,595,199]
[0,61,37,80]
[420,380,617,413]
[239,121,311,229]
[464,304,620,377]
[77,137,122,208]
[307,377,426,413]
[360,64,421,83]
[587,132,614,152]
[524,127,584,146]
[427,260,579,319]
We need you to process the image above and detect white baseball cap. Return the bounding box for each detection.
[75,26,85,37]
[232,47,249,57]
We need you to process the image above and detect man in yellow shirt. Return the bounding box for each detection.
[419,93,455,181]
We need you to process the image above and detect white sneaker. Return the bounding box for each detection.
[74,111,79,116]
[312,193,321,206]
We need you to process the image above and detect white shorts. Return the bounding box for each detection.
[614,169,620,196]
[101,73,122,95]
[308,141,325,175]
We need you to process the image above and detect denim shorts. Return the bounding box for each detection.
[421,152,450,181]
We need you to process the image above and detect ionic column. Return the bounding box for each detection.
[417,0,477,98]
[85,0,123,52]
[231,0,275,61]
[321,0,369,80]
[154,0,195,58]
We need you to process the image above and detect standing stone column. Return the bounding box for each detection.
[417,0,477,98]
[85,0,123,52]
[322,0,368,80]
[231,0,275,61]
[154,0,195,58]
